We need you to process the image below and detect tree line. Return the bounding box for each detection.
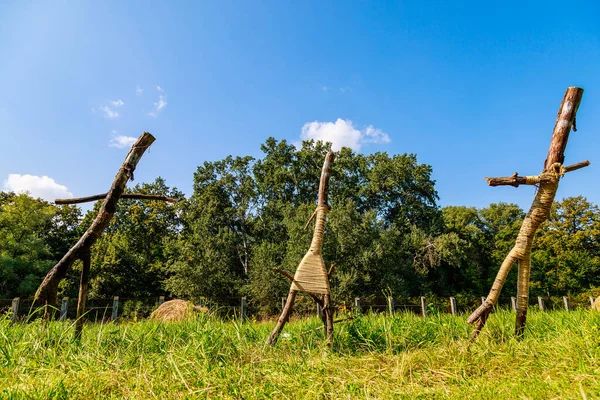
[2,138,599,314]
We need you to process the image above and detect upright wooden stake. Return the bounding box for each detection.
[74,249,91,341]
[111,296,120,321]
[563,296,570,312]
[450,297,457,316]
[60,297,69,321]
[467,87,586,339]
[11,298,20,323]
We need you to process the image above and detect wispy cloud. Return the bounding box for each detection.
[149,86,167,117]
[3,174,72,200]
[136,85,143,95]
[109,132,137,149]
[111,99,124,107]
[101,105,119,119]
[322,86,329,92]
[300,118,390,151]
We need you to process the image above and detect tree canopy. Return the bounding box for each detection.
[2,138,599,313]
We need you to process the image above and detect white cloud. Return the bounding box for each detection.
[148,93,167,117]
[3,174,72,200]
[136,85,143,95]
[109,135,137,149]
[322,86,328,92]
[111,99,124,107]
[101,105,119,119]
[300,118,390,151]
[156,85,164,92]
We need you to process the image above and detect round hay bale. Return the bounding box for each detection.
[593,296,600,312]
[150,299,207,322]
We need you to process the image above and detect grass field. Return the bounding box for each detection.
[1,309,599,399]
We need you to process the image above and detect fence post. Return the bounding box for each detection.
[111,296,119,321]
[60,297,69,321]
[158,296,165,305]
[481,296,486,305]
[538,296,545,311]
[420,296,427,317]
[511,297,517,312]
[450,297,457,316]
[281,296,286,311]
[387,296,395,316]
[240,296,247,321]
[354,297,361,315]
[317,303,323,319]
[11,298,20,323]
[563,296,570,312]
[590,296,595,308]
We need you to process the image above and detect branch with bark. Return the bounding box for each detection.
[55,193,176,205]
[484,160,590,187]
[34,132,156,311]
[468,87,586,339]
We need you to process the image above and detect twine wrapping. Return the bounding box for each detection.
[291,205,330,294]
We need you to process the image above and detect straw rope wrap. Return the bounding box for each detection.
[292,205,330,294]
[469,163,563,324]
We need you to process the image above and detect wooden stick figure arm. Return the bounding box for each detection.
[484,160,590,187]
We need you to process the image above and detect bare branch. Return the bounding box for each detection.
[55,193,177,205]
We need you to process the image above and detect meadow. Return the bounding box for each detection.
[0,310,599,399]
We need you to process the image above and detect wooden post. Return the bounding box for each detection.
[158,296,165,305]
[511,297,517,312]
[317,303,323,319]
[74,249,91,340]
[240,297,247,321]
[354,297,361,314]
[387,296,395,316]
[450,297,457,316]
[538,296,545,311]
[590,296,595,308]
[35,132,156,312]
[60,297,69,321]
[281,296,286,311]
[420,296,427,317]
[111,296,119,321]
[11,298,20,323]
[563,296,570,312]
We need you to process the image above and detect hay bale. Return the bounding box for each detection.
[150,299,207,322]
[593,296,600,312]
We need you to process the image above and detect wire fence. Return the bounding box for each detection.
[1,294,596,323]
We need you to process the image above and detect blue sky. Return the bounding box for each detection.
[1,1,599,210]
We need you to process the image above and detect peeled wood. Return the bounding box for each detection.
[34,132,156,309]
[468,87,585,339]
[55,193,176,205]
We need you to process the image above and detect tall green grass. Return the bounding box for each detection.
[1,310,599,399]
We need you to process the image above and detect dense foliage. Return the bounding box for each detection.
[2,138,600,312]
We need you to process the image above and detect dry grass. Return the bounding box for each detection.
[149,299,207,322]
